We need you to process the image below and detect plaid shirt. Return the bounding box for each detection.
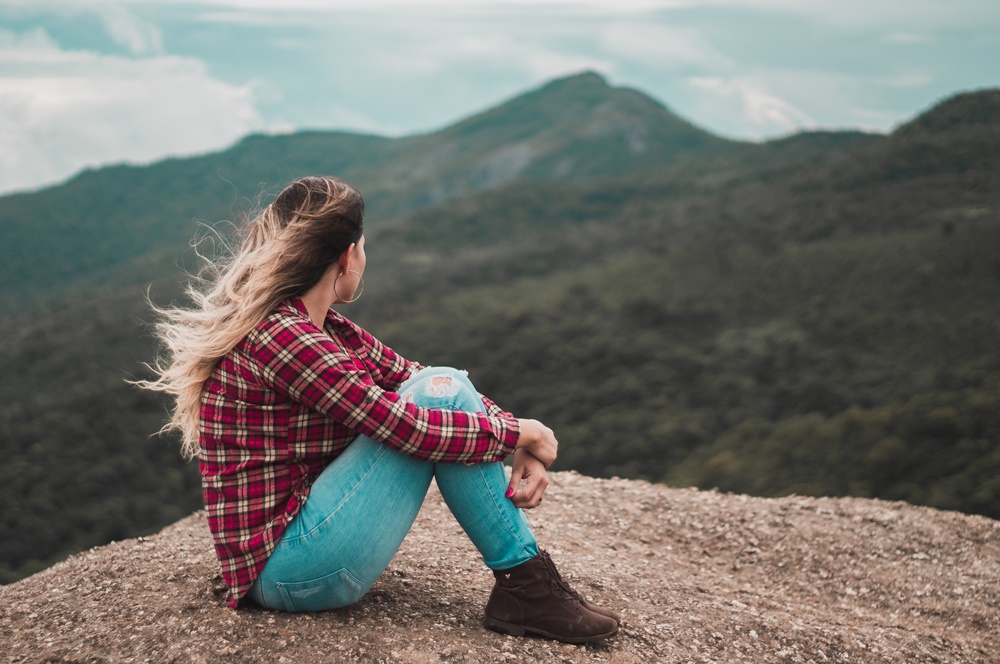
[199,297,520,607]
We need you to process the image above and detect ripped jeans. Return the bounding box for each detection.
[248,366,539,612]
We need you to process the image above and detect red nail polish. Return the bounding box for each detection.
[505,487,514,498]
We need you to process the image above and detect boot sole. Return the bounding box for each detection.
[483,615,619,644]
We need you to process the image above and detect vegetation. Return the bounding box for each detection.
[1,72,998,584]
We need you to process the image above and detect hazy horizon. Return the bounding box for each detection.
[1,0,998,195]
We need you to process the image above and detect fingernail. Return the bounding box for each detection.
[505,487,515,498]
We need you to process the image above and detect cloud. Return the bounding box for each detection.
[169,0,687,11]
[446,33,610,81]
[662,0,1000,31]
[689,76,815,133]
[599,22,729,71]
[0,27,263,194]
[96,3,165,55]
[364,20,611,83]
[0,26,60,51]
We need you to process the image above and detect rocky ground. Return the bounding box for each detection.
[2,471,998,663]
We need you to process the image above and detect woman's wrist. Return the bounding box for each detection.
[515,419,539,449]
[514,418,557,468]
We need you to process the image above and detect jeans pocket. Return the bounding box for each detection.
[276,567,366,612]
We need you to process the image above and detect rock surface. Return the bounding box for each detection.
[2,472,998,663]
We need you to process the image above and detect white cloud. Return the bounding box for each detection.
[0,28,263,194]
[367,23,610,83]
[0,2,165,53]
[96,3,165,55]
[167,0,689,11]
[599,22,729,70]
[493,39,611,81]
[689,76,815,133]
[516,50,610,81]
[0,26,60,51]
[660,0,1000,31]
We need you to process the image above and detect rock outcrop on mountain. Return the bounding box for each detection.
[2,472,998,663]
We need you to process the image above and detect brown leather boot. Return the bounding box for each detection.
[483,550,619,644]
[536,550,620,626]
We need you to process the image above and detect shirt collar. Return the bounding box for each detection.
[284,296,346,328]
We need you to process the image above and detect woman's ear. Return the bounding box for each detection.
[338,242,356,274]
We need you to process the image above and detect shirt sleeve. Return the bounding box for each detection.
[336,315,423,392]
[250,311,519,464]
[480,393,510,420]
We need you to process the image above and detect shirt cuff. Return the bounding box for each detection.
[493,414,520,462]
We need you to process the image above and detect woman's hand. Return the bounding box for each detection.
[506,448,549,509]
[515,418,558,468]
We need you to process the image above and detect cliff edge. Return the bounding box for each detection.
[2,472,998,663]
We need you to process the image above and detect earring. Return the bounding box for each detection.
[334,269,365,303]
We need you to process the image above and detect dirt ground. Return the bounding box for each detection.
[2,471,998,663]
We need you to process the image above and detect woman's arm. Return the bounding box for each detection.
[251,312,519,464]
[337,315,423,391]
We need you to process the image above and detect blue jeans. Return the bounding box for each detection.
[248,366,539,612]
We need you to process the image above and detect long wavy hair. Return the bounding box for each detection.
[139,175,365,459]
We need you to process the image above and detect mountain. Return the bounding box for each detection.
[894,88,1000,136]
[0,72,735,314]
[363,72,733,201]
[1,73,999,586]
[2,473,998,662]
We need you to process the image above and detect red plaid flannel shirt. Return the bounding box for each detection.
[199,298,520,607]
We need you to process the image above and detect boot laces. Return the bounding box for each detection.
[540,551,578,600]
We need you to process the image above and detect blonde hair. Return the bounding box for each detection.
[138,176,365,458]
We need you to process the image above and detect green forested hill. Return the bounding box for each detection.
[1,73,998,584]
[0,72,736,313]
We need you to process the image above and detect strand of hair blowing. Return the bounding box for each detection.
[137,176,364,459]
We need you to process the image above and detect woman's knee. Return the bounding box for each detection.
[399,366,482,410]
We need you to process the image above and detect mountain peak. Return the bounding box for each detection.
[424,69,731,187]
[537,69,610,90]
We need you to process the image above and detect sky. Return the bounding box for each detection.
[1,0,998,195]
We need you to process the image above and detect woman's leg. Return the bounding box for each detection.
[399,368,538,570]
[249,433,435,611]
[407,370,618,643]
[250,366,537,611]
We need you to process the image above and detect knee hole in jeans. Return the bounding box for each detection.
[402,369,472,403]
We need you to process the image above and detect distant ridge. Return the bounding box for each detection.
[841,87,1000,185]
[894,87,1000,136]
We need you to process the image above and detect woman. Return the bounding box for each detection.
[142,175,618,644]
